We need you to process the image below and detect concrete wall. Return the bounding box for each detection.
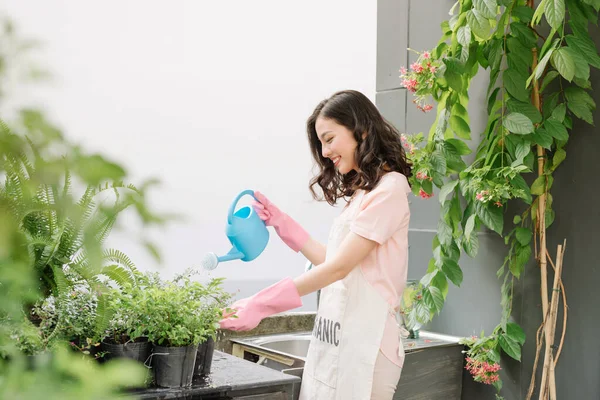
[377,0,600,398]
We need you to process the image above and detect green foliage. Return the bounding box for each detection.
[1,113,156,299]
[137,270,232,347]
[0,18,168,399]
[399,0,600,394]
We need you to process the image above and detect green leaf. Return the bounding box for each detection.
[543,92,561,120]
[511,174,532,204]
[507,99,542,124]
[531,128,554,150]
[582,0,600,10]
[510,22,537,47]
[457,25,472,46]
[430,151,447,175]
[506,322,526,345]
[452,102,470,122]
[438,218,453,246]
[450,115,471,139]
[513,142,530,166]
[442,258,464,287]
[431,271,449,298]
[439,180,459,204]
[515,227,532,245]
[511,243,532,278]
[551,48,575,82]
[504,68,530,102]
[507,37,533,69]
[544,119,569,141]
[446,138,472,155]
[565,35,600,69]
[544,0,566,30]
[551,148,567,171]
[503,113,534,134]
[565,86,596,124]
[488,39,504,72]
[529,48,554,87]
[513,5,534,22]
[423,286,445,313]
[76,154,127,186]
[463,231,479,257]
[513,215,522,224]
[541,71,560,92]
[475,201,504,235]
[488,87,501,115]
[474,0,498,18]
[465,214,477,239]
[445,69,464,92]
[499,334,522,361]
[467,9,492,40]
[564,47,590,81]
[551,103,567,122]
[530,176,546,195]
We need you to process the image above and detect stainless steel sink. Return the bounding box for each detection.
[230,332,312,374]
[229,329,462,376]
[259,336,311,359]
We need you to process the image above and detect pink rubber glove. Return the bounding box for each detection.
[219,278,302,331]
[252,191,310,252]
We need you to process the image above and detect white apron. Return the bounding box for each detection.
[299,191,401,400]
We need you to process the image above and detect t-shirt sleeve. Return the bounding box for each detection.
[350,175,410,245]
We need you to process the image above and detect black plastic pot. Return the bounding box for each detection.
[193,337,215,376]
[101,337,151,364]
[152,344,198,388]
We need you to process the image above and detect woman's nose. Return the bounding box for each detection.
[322,145,331,158]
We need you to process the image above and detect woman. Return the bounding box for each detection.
[219,90,412,400]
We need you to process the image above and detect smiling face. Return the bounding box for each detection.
[315,116,359,175]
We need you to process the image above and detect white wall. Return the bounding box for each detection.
[2,1,377,307]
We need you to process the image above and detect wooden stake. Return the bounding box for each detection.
[547,241,566,399]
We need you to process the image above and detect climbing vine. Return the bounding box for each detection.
[399,0,598,397]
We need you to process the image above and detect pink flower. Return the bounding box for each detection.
[401,78,418,92]
[422,104,433,112]
[465,358,501,385]
[410,62,424,73]
[476,190,489,202]
[495,201,503,207]
[419,188,433,199]
[423,51,430,59]
[399,67,407,75]
[416,171,428,180]
[429,65,437,73]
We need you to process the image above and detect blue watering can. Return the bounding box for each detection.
[200,189,270,270]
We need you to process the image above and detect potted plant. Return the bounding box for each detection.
[100,277,152,365]
[52,285,103,359]
[142,271,231,388]
[174,272,232,377]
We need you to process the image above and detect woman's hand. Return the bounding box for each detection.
[252,191,319,255]
[219,278,302,331]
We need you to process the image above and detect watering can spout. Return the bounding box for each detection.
[219,247,245,262]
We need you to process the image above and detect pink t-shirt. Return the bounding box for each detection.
[349,171,411,367]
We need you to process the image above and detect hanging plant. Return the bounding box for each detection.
[399,0,597,397]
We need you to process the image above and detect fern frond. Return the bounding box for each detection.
[103,249,136,271]
[51,264,71,297]
[94,294,114,338]
[62,169,71,200]
[100,264,134,287]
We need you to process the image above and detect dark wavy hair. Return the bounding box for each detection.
[307,90,412,205]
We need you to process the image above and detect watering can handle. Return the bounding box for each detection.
[227,189,257,224]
